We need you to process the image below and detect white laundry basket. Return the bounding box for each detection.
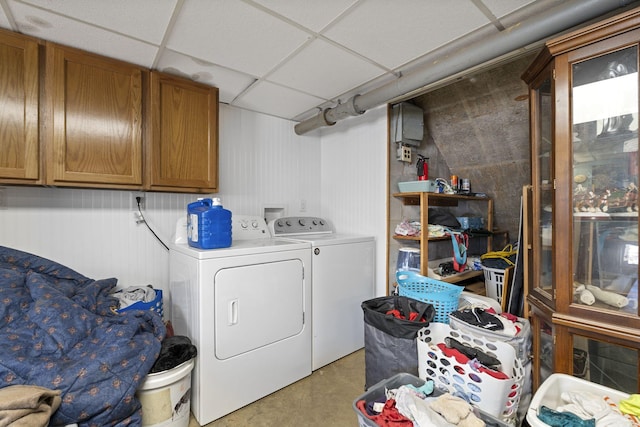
[137,359,195,427]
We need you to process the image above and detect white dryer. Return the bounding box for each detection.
[170,215,312,425]
[269,216,375,370]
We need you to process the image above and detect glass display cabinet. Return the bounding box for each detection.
[522,8,640,392]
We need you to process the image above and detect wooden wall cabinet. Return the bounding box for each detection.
[45,42,143,189]
[147,71,218,193]
[522,8,640,393]
[0,30,219,193]
[0,29,40,184]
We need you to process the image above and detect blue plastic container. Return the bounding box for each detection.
[187,198,232,249]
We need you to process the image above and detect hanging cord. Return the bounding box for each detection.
[136,197,169,251]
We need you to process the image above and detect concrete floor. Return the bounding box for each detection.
[188,349,365,427]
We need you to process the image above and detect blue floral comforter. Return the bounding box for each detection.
[0,246,166,426]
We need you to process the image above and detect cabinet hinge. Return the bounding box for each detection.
[552,69,556,80]
[552,334,556,345]
[553,179,556,190]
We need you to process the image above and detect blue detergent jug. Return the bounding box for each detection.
[187,197,232,249]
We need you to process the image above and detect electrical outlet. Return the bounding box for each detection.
[133,192,145,210]
[397,145,412,162]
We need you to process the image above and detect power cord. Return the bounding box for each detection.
[136,197,169,251]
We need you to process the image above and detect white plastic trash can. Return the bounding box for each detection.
[137,358,195,427]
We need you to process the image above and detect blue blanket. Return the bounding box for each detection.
[0,246,166,426]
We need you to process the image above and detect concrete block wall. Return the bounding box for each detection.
[387,53,535,288]
[413,53,535,242]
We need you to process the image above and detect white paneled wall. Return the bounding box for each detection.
[0,104,388,307]
[0,105,322,298]
[217,106,321,216]
[319,106,388,297]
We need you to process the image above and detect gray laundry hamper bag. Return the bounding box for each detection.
[361,295,435,390]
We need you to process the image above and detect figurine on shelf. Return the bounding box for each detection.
[625,182,638,212]
[573,184,598,213]
[601,183,638,213]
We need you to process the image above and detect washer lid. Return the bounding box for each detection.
[289,233,375,246]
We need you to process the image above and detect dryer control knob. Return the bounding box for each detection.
[298,219,306,226]
[251,220,259,228]
[285,220,292,226]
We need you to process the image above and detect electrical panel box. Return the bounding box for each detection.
[391,102,424,147]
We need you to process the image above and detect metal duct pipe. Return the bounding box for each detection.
[294,0,634,135]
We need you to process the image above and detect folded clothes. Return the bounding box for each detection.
[450,307,521,336]
[538,405,595,427]
[620,394,640,416]
[558,391,634,427]
[0,385,62,427]
[444,337,501,370]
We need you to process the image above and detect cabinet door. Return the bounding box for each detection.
[45,43,143,188]
[530,307,555,391]
[529,62,556,308]
[566,36,639,323]
[147,72,218,193]
[0,30,39,183]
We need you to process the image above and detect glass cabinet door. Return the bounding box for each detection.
[571,46,639,318]
[573,333,639,394]
[531,64,555,306]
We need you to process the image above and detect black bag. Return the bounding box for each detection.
[428,208,461,228]
[361,296,435,389]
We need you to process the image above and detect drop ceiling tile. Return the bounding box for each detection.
[251,0,357,32]
[156,49,255,103]
[7,1,157,67]
[481,0,537,18]
[323,0,489,69]
[167,0,311,77]
[18,0,177,44]
[268,38,385,100]
[234,80,325,120]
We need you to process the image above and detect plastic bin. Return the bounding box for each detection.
[417,322,525,424]
[396,271,462,323]
[483,266,508,303]
[117,288,164,318]
[526,373,630,427]
[456,216,484,230]
[353,372,510,427]
[137,359,195,427]
[448,310,532,361]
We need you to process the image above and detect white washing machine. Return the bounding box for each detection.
[170,215,312,425]
[269,216,375,370]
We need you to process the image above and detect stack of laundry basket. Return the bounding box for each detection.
[416,305,532,425]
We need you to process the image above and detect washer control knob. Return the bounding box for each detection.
[276,220,283,227]
[251,220,259,229]
[240,221,248,229]
[298,219,306,227]
[312,220,318,225]
[285,220,292,226]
